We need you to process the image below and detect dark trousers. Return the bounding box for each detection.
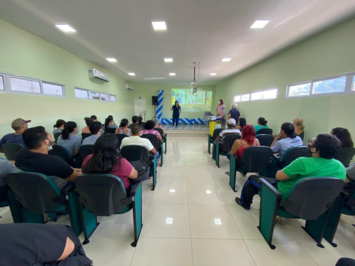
[172,115,179,126]
[240,176,278,207]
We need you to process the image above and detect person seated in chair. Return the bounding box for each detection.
[293,117,305,140]
[81,117,94,134]
[153,118,165,135]
[0,118,30,152]
[57,122,82,157]
[91,115,98,122]
[270,122,303,160]
[138,116,145,129]
[331,127,354,148]
[254,117,269,134]
[15,126,82,190]
[212,118,240,160]
[104,115,118,131]
[229,125,260,160]
[344,163,355,211]
[0,158,17,186]
[236,118,247,132]
[116,118,132,136]
[235,134,346,210]
[142,120,162,142]
[215,117,227,129]
[128,115,139,130]
[53,119,65,136]
[82,122,102,145]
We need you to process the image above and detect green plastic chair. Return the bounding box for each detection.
[2,143,23,161]
[155,128,167,154]
[208,128,223,154]
[215,134,241,168]
[75,174,143,247]
[0,184,22,223]
[258,177,345,249]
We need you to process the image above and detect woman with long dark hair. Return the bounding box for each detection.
[104,115,118,130]
[331,127,354,147]
[57,121,82,156]
[116,118,132,136]
[236,118,247,132]
[171,101,181,127]
[53,119,65,135]
[82,134,137,192]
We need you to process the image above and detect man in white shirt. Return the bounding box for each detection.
[212,118,240,159]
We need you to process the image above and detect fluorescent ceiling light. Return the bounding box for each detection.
[144,77,166,80]
[152,21,167,30]
[210,73,217,76]
[169,189,175,193]
[206,190,212,194]
[164,58,173,63]
[166,218,173,224]
[106,58,117,63]
[214,219,222,225]
[250,20,270,29]
[55,24,76,33]
[169,73,176,76]
[128,73,136,76]
[222,58,231,62]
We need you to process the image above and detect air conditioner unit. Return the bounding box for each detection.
[125,84,133,91]
[89,69,110,82]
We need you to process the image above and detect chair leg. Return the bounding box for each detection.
[152,156,157,191]
[229,156,237,192]
[164,136,167,154]
[160,146,163,167]
[216,144,220,168]
[131,183,143,247]
[208,135,211,154]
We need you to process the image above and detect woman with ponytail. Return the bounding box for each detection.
[57,121,82,156]
[116,118,132,136]
[53,119,65,135]
[104,115,118,131]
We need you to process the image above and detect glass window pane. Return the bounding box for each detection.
[312,76,346,94]
[352,76,355,91]
[100,93,108,101]
[251,92,262,101]
[89,91,100,100]
[288,83,311,97]
[0,76,4,90]
[241,94,250,101]
[75,88,88,99]
[109,95,116,102]
[234,95,241,102]
[10,77,41,93]
[262,89,277,99]
[43,83,63,96]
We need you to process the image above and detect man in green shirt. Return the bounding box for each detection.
[235,134,346,210]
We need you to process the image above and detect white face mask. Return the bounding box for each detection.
[218,102,221,104]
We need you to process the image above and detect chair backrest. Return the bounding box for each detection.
[334,147,355,167]
[54,133,61,143]
[115,134,128,148]
[81,133,92,141]
[255,134,274,147]
[75,174,128,216]
[221,134,241,152]
[2,143,23,160]
[79,145,95,160]
[283,177,345,220]
[155,128,164,139]
[105,128,116,134]
[48,145,71,162]
[281,146,312,167]
[141,134,159,150]
[212,128,223,141]
[5,171,62,214]
[121,145,150,162]
[257,128,273,135]
[239,146,273,172]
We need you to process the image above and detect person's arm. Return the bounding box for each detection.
[74,137,81,155]
[66,169,82,182]
[215,135,222,143]
[228,113,231,119]
[270,132,282,148]
[149,148,157,155]
[171,106,173,111]
[276,170,291,181]
[57,237,75,261]
[230,140,240,156]
[157,133,162,142]
[128,167,138,179]
[46,132,56,146]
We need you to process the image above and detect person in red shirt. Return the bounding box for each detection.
[82,134,137,192]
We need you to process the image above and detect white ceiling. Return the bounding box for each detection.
[1,0,355,85]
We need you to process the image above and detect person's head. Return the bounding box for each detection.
[226,118,236,128]
[138,116,143,123]
[11,118,30,133]
[132,115,138,124]
[90,115,97,121]
[242,125,256,145]
[258,117,267,126]
[53,119,65,129]
[22,126,50,151]
[232,103,237,109]
[153,118,160,126]
[331,127,354,148]
[280,122,296,138]
[239,118,247,129]
[61,121,77,140]
[220,117,227,128]
[219,99,224,105]
[175,101,179,106]
[104,115,114,129]
[293,117,305,132]
[119,118,129,128]
[82,134,120,174]
[84,117,94,127]
[131,124,143,136]
[308,134,342,159]
[89,121,102,135]
[144,120,155,130]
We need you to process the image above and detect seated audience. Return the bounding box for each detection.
[91,115,98,122]
[236,118,247,132]
[229,125,260,159]
[212,118,241,160]
[0,158,17,186]
[53,119,65,135]
[82,122,102,145]
[293,117,305,140]
[104,115,118,130]
[82,134,137,192]
[81,117,94,134]
[57,122,82,156]
[138,116,145,129]
[116,118,132,136]
[270,122,303,160]
[215,117,227,129]
[228,103,240,122]
[15,126,81,189]
[254,117,269,134]
[344,163,355,211]
[153,118,164,134]
[331,127,354,147]
[128,115,139,129]
[0,118,30,151]
[142,120,162,142]
[235,134,346,210]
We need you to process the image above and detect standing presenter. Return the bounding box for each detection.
[216,99,226,118]
[171,101,181,127]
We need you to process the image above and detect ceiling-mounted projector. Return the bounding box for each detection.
[188,62,199,93]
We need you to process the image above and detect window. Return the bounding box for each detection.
[75,88,88,99]
[251,91,262,101]
[251,89,277,101]
[352,76,355,91]
[234,95,241,102]
[89,91,100,100]
[288,83,311,97]
[241,94,250,101]
[109,95,116,102]
[312,76,346,94]
[100,93,109,101]
[42,82,64,96]
[10,77,41,93]
[0,76,4,90]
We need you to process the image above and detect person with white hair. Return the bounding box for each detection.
[228,103,240,123]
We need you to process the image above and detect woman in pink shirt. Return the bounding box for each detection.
[82,134,137,192]
[142,120,162,142]
[216,99,226,118]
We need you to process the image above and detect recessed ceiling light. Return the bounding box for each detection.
[164,58,173,63]
[222,58,232,62]
[206,190,212,194]
[214,219,222,225]
[128,73,136,76]
[166,218,173,224]
[55,24,76,33]
[144,77,166,80]
[250,20,270,29]
[210,73,217,76]
[106,58,117,63]
[169,73,176,76]
[152,21,167,30]
[169,189,175,193]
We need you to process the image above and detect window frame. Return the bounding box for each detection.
[74,87,117,103]
[241,94,250,102]
[234,95,241,103]
[251,88,278,101]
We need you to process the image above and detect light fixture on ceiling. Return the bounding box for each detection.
[166,218,173,224]
[188,62,199,93]
[210,73,217,76]
[106,58,117,63]
[144,77,166,80]
[250,20,270,29]
[55,24,76,33]
[164,58,173,63]
[152,21,167,30]
[169,189,175,193]
[214,219,222,225]
[169,73,176,76]
[128,73,136,76]
[222,58,232,62]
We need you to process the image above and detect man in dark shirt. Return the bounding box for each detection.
[228,103,240,123]
[15,126,81,189]
[0,118,30,152]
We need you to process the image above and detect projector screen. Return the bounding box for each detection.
[171,89,213,112]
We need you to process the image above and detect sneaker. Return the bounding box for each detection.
[225,171,230,176]
[235,197,250,210]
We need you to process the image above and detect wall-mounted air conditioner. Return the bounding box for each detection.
[89,69,110,82]
[125,84,133,91]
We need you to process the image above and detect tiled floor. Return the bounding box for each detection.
[1,135,354,265]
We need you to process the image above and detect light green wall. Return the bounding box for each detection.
[132,84,216,120]
[0,19,134,138]
[215,17,355,143]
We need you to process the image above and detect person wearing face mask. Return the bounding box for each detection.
[57,121,82,156]
[216,99,226,118]
[0,118,30,152]
[15,126,82,190]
